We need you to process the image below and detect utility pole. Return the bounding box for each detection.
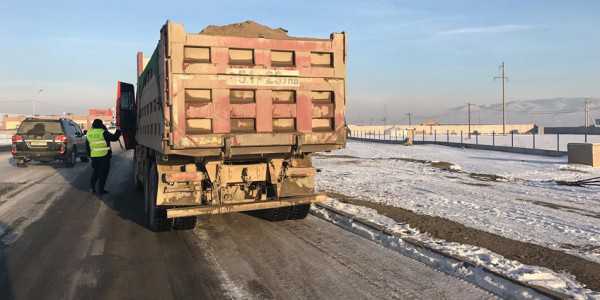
[585,99,590,127]
[467,102,472,138]
[32,89,43,116]
[494,62,508,134]
[406,113,412,127]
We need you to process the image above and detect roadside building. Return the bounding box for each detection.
[65,114,89,130]
[87,108,114,129]
[2,114,27,130]
[1,108,115,131]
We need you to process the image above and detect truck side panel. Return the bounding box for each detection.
[136,49,166,153]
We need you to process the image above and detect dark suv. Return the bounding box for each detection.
[11,117,89,167]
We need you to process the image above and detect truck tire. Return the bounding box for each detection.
[145,161,172,231]
[65,149,76,168]
[288,204,311,220]
[133,151,142,190]
[173,217,197,230]
[255,206,291,222]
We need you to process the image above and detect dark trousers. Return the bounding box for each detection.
[90,156,111,191]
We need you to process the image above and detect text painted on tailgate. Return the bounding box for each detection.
[222,75,300,87]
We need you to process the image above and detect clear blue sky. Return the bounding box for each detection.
[1,0,599,122]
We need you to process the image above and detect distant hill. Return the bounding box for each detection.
[431,97,600,127]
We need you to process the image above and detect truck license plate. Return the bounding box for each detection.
[29,140,47,146]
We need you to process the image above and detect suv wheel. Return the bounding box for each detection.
[16,159,27,168]
[65,148,76,168]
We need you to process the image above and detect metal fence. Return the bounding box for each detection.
[349,130,600,152]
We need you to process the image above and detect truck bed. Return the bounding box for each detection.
[136,21,347,157]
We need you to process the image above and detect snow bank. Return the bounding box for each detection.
[0,134,11,146]
[313,199,600,299]
[314,141,600,263]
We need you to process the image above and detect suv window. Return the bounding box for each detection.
[17,120,63,135]
[72,122,83,135]
[62,121,74,136]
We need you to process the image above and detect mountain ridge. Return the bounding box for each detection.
[431,97,600,127]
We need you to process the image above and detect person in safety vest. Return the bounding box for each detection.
[86,119,121,194]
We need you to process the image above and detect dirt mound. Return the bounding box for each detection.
[200,20,292,39]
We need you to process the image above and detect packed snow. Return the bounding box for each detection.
[312,199,600,299]
[0,134,11,146]
[0,152,86,244]
[313,141,600,264]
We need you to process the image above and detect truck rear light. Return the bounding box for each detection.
[59,144,65,154]
[11,135,23,143]
[54,135,68,143]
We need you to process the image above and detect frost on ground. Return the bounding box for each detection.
[0,134,11,146]
[313,199,600,299]
[0,152,87,244]
[313,141,600,264]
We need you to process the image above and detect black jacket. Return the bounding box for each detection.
[86,129,122,158]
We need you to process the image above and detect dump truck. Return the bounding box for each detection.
[116,21,347,231]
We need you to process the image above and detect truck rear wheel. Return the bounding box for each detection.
[173,217,197,230]
[145,161,171,231]
[288,204,311,220]
[253,206,290,222]
[133,151,142,190]
[251,204,311,221]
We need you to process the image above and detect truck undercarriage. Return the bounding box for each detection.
[134,145,324,230]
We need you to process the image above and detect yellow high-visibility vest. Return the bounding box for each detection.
[87,128,109,158]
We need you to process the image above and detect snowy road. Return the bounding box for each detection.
[314,141,600,264]
[0,149,493,300]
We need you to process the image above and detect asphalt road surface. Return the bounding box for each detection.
[0,149,495,299]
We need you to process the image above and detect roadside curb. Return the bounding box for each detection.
[311,203,569,300]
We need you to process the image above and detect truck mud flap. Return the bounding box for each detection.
[166,193,326,218]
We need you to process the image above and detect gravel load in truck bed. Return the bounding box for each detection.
[200,20,292,39]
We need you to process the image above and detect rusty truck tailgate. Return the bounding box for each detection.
[163,22,347,154]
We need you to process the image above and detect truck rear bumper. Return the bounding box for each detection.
[166,193,326,218]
